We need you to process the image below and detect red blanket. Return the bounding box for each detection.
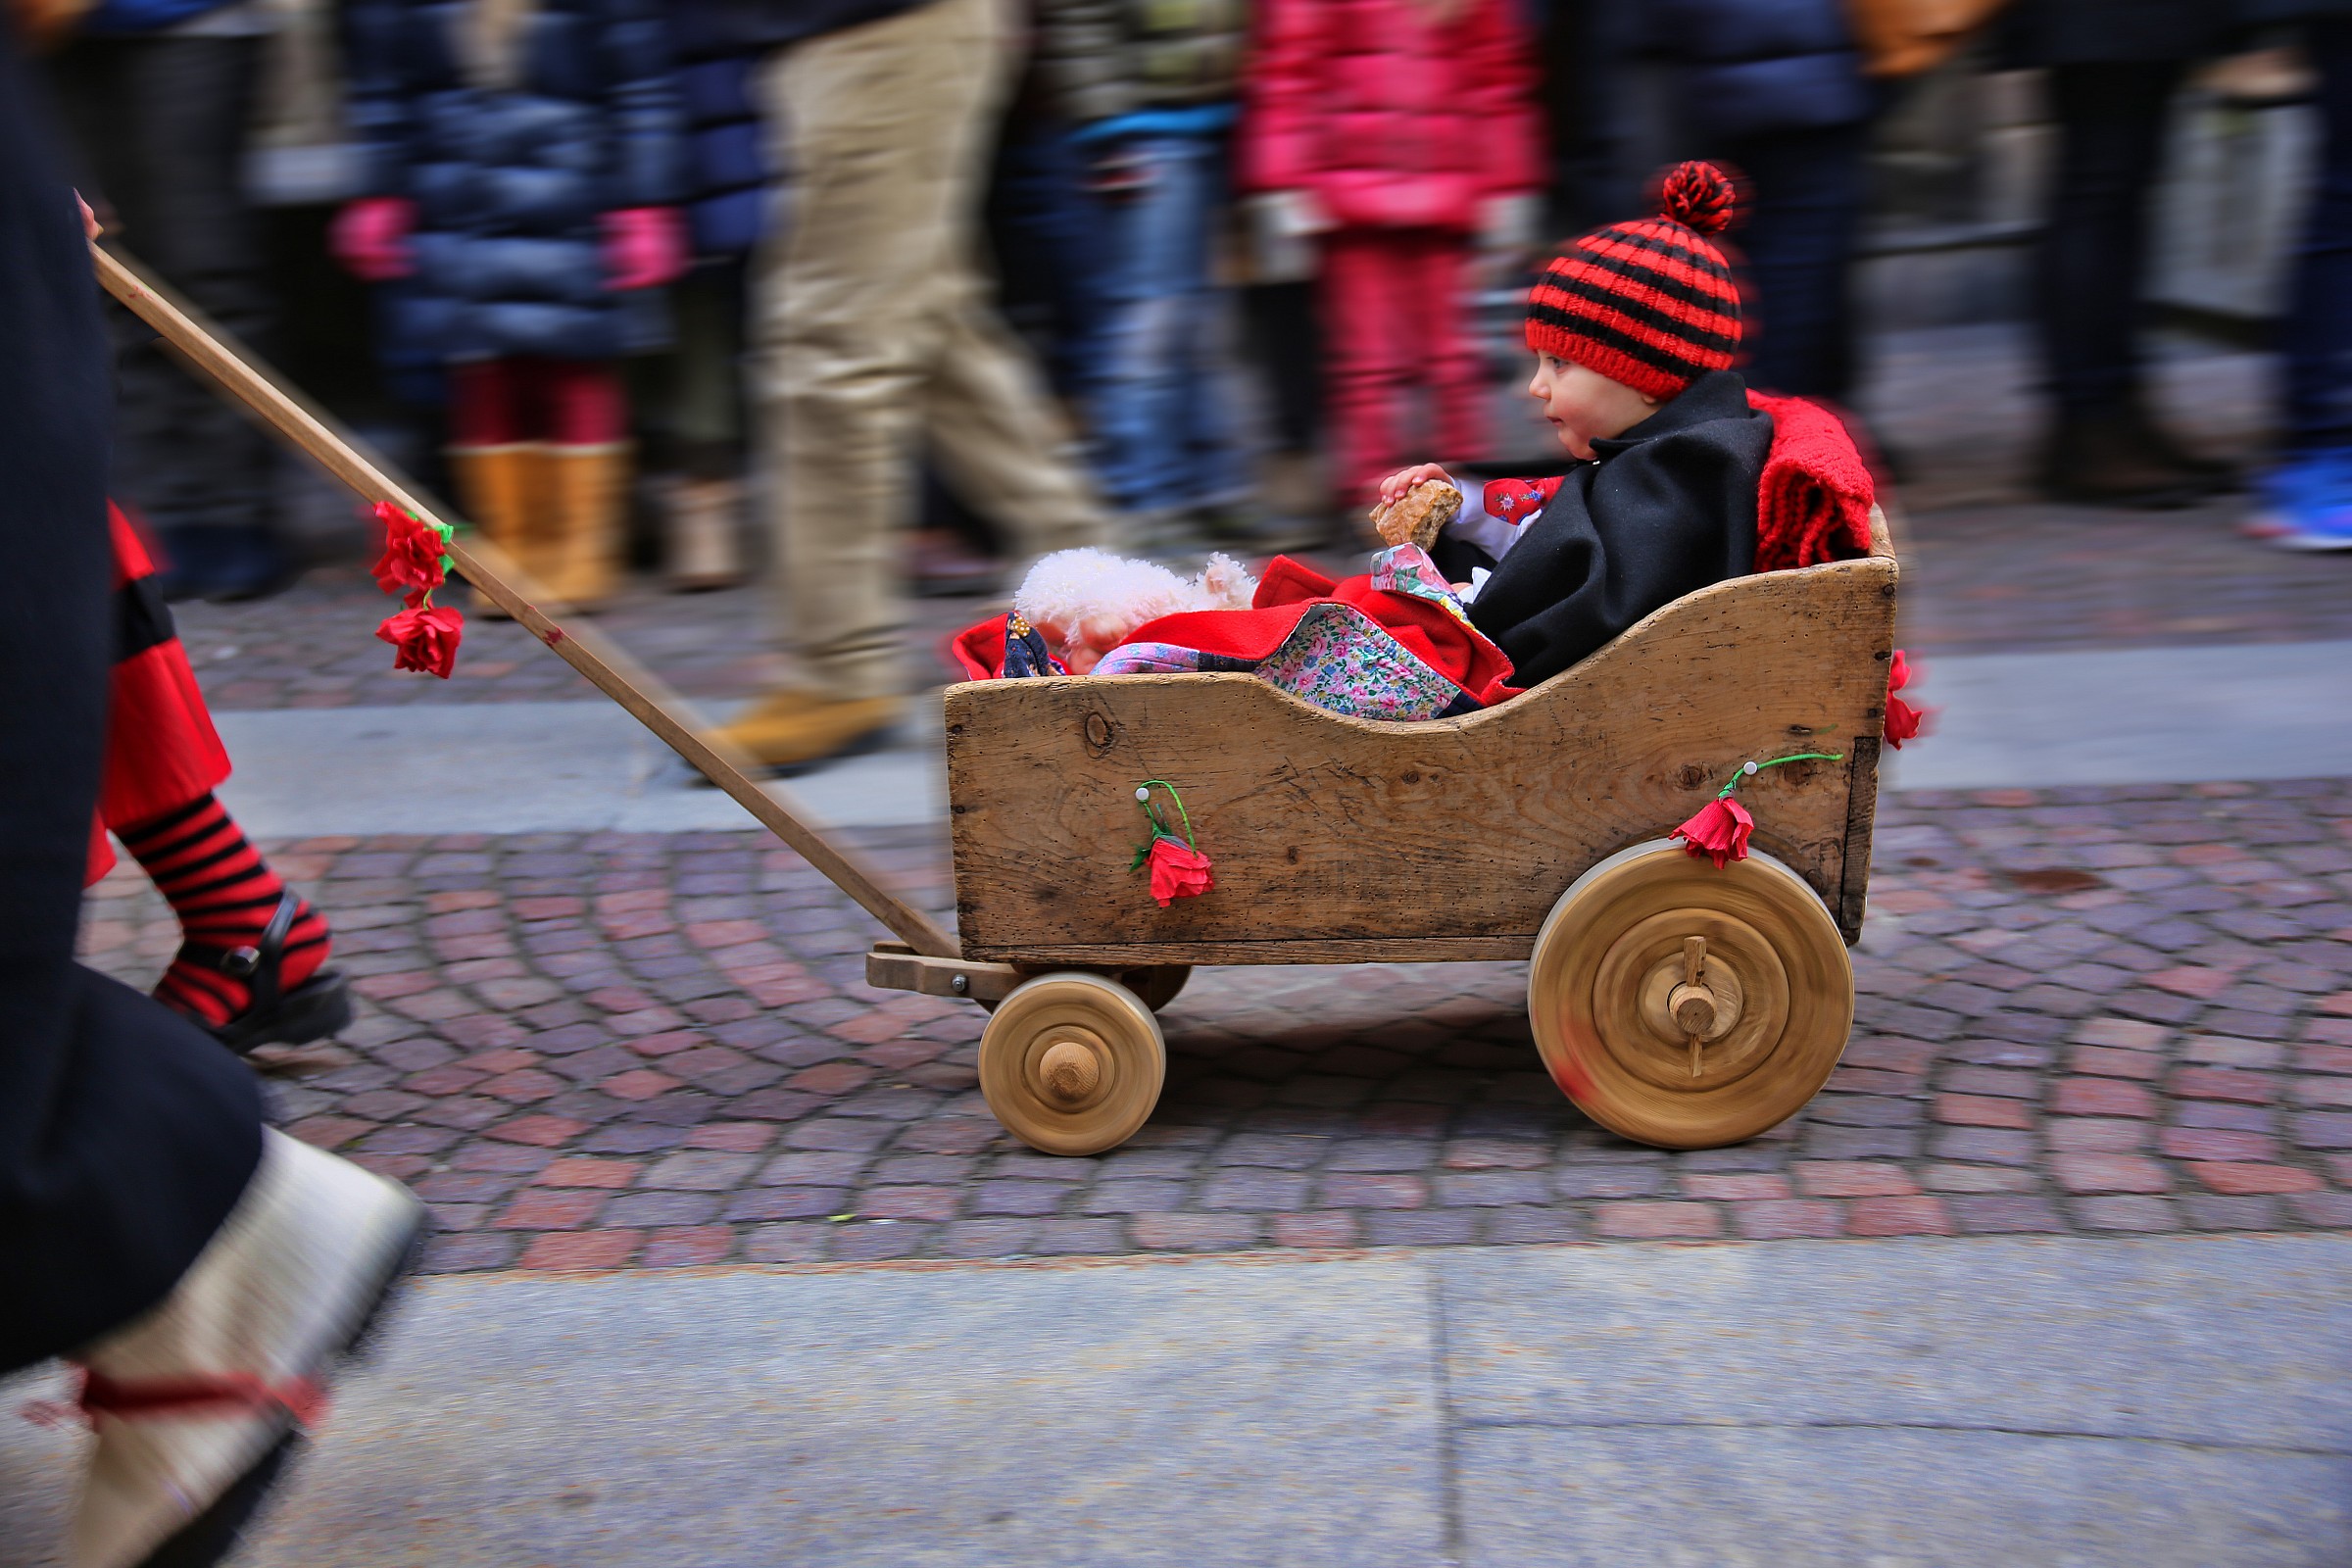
[1744,390,1877,571]
[1114,554,1522,710]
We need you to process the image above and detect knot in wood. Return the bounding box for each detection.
[1083,712,1115,756]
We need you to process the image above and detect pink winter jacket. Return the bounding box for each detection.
[1237,0,1544,233]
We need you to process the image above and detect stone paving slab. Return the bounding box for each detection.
[211,701,946,836]
[73,780,2352,1274]
[1443,1234,2351,1449]
[0,1256,1450,1568]
[1880,639,2352,790]
[1460,1427,2348,1568]
[5,1236,2347,1566]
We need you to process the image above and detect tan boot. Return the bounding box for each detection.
[445,443,542,620]
[66,1128,424,1568]
[713,687,903,772]
[664,475,747,592]
[538,442,631,611]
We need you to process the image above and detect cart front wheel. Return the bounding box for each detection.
[1529,840,1853,1150]
[979,972,1167,1155]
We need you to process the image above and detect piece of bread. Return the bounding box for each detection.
[1372,480,1461,551]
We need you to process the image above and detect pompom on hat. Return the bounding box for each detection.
[1526,161,1744,400]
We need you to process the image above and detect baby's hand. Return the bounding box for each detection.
[1374,464,1454,513]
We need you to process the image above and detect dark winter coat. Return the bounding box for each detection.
[1631,0,1871,142]
[668,4,766,259]
[343,0,686,362]
[2000,0,2237,65]
[0,32,265,1370]
[1461,371,1770,690]
[1035,0,1247,127]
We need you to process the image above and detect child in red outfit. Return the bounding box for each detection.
[1378,164,1871,691]
[95,505,347,1053]
[1238,0,1544,514]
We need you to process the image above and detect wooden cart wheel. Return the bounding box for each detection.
[979,972,1167,1155]
[1528,839,1853,1150]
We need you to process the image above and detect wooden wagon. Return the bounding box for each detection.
[868,509,1900,1156]
[110,247,1899,1165]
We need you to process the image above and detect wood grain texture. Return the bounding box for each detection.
[946,536,1898,965]
[95,246,958,959]
[865,943,1025,1002]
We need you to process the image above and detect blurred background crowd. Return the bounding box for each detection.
[11,0,2347,762]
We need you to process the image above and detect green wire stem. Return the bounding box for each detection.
[1136,779,1197,848]
[1714,751,1844,800]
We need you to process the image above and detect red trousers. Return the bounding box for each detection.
[446,357,628,448]
[1320,229,1488,507]
[88,504,231,883]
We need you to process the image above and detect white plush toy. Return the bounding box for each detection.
[1014,548,1258,675]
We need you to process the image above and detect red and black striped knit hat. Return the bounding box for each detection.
[1525,162,1742,400]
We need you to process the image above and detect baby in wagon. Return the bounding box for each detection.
[970,162,1872,715]
[1376,160,1795,692]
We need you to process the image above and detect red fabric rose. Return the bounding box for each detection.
[1144,837,1214,906]
[1671,797,1754,868]
[1886,648,1925,750]
[370,502,448,595]
[376,597,465,679]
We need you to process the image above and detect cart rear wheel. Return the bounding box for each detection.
[979,972,1167,1155]
[1529,840,1853,1150]
[1120,965,1192,1012]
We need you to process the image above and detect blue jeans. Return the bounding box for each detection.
[2036,61,2188,415]
[987,123,1113,410]
[2287,19,2352,450]
[1086,132,1241,512]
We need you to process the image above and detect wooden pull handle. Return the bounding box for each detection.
[92,245,960,960]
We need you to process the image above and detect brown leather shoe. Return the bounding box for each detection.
[446,443,541,621]
[714,689,903,771]
[538,443,630,610]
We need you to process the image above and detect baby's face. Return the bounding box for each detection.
[1527,354,1660,460]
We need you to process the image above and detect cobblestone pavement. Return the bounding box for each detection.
[78,780,2352,1273]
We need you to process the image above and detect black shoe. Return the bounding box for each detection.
[2038,409,2211,510]
[175,892,353,1054]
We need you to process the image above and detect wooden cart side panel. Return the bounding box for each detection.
[945,551,1899,963]
[1836,503,1900,943]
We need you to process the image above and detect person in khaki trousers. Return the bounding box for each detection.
[716,0,1108,769]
